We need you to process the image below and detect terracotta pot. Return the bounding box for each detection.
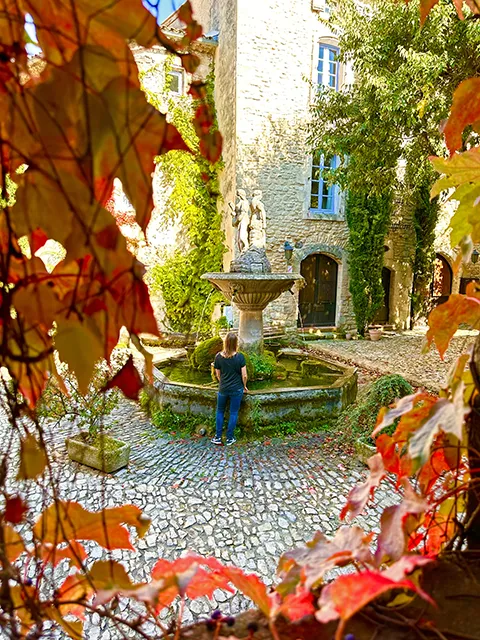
[368,329,382,342]
[345,333,352,340]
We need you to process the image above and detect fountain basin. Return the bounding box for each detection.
[201,272,303,352]
[152,353,357,430]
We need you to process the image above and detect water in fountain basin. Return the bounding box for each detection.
[157,355,343,390]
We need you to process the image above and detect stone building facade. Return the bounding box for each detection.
[140,0,480,332]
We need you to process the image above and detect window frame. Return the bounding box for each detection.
[167,67,184,95]
[308,153,340,218]
[317,42,339,91]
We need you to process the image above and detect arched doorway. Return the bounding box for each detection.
[374,267,392,325]
[431,254,452,306]
[299,253,338,326]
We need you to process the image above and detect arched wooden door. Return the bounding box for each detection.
[299,253,338,326]
[373,267,391,324]
[431,254,452,306]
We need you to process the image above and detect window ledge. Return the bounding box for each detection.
[305,210,345,221]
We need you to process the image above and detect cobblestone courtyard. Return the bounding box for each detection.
[5,330,461,637]
[4,396,394,637]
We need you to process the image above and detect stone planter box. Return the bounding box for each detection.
[355,438,376,465]
[66,432,130,473]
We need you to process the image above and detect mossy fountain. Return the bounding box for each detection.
[152,245,357,432]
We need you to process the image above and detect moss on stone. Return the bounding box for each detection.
[191,336,223,372]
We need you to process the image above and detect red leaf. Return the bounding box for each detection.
[200,130,223,164]
[95,224,120,250]
[178,1,203,43]
[316,556,433,624]
[105,356,143,400]
[340,454,386,521]
[275,588,316,622]
[4,496,28,524]
[29,228,49,253]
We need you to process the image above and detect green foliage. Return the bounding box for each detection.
[331,374,413,450]
[244,351,287,381]
[191,336,223,372]
[213,315,231,335]
[146,403,215,438]
[410,171,440,323]
[309,0,480,196]
[37,360,122,440]
[145,65,225,334]
[346,192,392,334]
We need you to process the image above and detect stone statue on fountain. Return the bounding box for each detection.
[229,189,271,274]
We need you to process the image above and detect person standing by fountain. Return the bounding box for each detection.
[211,332,248,446]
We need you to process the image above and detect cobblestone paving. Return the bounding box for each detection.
[309,328,478,391]
[2,398,394,638]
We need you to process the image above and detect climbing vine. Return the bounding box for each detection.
[145,62,225,335]
[346,192,392,334]
[410,170,440,324]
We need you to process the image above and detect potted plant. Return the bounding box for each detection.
[38,357,130,473]
[368,326,383,342]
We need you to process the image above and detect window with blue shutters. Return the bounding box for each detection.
[310,152,338,215]
[317,43,339,90]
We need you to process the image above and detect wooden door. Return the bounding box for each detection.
[299,254,338,326]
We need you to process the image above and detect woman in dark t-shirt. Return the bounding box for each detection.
[211,332,248,446]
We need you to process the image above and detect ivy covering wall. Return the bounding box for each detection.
[145,63,225,335]
[346,192,392,335]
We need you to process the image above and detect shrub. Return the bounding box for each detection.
[191,336,223,372]
[37,357,124,441]
[331,374,413,451]
[243,351,287,381]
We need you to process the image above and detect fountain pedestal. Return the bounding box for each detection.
[201,272,303,352]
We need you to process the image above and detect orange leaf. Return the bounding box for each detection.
[275,588,316,622]
[2,524,25,563]
[444,78,480,154]
[33,501,150,551]
[39,541,88,569]
[426,293,480,359]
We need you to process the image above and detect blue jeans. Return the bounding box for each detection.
[215,390,244,440]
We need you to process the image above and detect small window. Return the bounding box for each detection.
[310,152,338,214]
[317,43,338,90]
[168,69,184,95]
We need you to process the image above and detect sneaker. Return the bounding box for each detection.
[211,437,222,445]
[226,438,237,446]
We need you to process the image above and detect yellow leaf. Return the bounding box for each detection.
[46,607,83,640]
[17,434,47,480]
[54,318,104,394]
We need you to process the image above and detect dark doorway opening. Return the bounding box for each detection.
[299,253,338,327]
[431,254,452,307]
[374,267,392,324]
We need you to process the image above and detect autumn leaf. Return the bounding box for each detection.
[46,607,83,640]
[316,556,433,625]
[4,496,28,524]
[39,541,88,569]
[340,454,386,521]
[17,434,47,480]
[105,356,143,400]
[33,502,150,551]
[444,78,480,154]
[274,588,316,622]
[278,526,374,592]
[375,480,427,565]
[90,560,145,606]
[2,524,25,563]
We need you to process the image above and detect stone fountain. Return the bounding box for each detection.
[151,190,357,430]
[202,247,302,353]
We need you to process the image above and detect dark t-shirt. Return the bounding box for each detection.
[214,352,246,393]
